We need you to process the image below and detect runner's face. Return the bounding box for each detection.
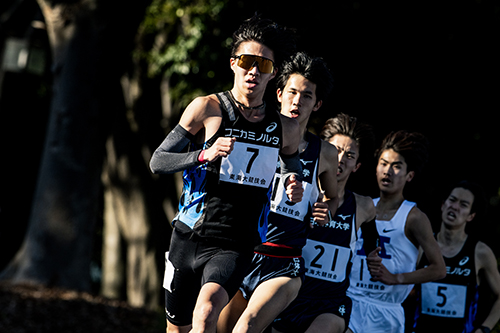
[441,187,475,227]
[230,41,276,97]
[328,134,360,182]
[376,149,414,194]
[277,74,321,126]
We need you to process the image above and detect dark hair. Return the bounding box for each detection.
[447,180,487,219]
[320,113,375,164]
[276,52,334,103]
[376,130,429,174]
[231,14,296,70]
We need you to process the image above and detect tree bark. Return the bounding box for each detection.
[0,2,104,291]
[1,0,150,293]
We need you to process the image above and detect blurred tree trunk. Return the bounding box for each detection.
[98,0,232,308]
[0,0,149,293]
[100,71,170,308]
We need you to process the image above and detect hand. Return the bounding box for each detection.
[285,174,303,203]
[311,201,330,227]
[366,247,382,280]
[203,137,236,162]
[366,247,401,285]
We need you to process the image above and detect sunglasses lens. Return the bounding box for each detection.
[237,55,274,74]
[237,55,255,70]
[258,58,274,73]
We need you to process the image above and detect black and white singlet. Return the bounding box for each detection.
[254,131,322,257]
[174,91,283,250]
[413,235,480,333]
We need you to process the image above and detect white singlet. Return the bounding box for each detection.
[347,199,419,333]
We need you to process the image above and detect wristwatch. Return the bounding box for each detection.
[479,326,491,333]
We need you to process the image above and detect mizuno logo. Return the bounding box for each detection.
[300,159,313,165]
[338,214,351,221]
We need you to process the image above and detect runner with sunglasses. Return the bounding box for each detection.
[217,52,338,333]
[150,15,302,333]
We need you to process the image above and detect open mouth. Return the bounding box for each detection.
[447,211,457,219]
[337,165,343,176]
[246,79,258,88]
[289,109,300,118]
[381,177,391,186]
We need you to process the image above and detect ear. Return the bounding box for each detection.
[352,162,361,173]
[312,100,323,112]
[466,212,476,223]
[277,88,283,103]
[230,57,237,73]
[406,170,415,183]
[270,67,278,80]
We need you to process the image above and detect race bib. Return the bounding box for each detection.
[270,174,313,221]
[303,239,351,282]
[219,141,278,188]
[421,282,467,318]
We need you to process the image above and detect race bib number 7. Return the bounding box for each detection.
[219,141,279,188]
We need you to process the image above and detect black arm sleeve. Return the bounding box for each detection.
[279,150,303,183]
[361,218,380,255]
[149,124,202,174]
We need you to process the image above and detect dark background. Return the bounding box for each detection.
[230,0,500,251]
[1,0,499,284]
[0,1,499,331]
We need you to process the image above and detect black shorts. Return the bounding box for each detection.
[273,294,352,333]
[164,223,254,326]
[240,253,305,300]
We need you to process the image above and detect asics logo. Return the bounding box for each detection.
[266,122,277,133]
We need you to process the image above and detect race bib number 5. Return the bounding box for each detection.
[219,141,279,188]
[421,282,467,318]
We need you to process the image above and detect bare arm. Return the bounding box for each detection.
[354,193,376,231]
[401,208,446,284]
[356,194,379,254]
[150,95,235,174]
[312,140,339,226]
[279,114,304,203]
[368,208,446,285]
[178,95,236,162]
[474,242,500,332]
[279,113,301,155]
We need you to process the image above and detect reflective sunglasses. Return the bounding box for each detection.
[233,54,275,74]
